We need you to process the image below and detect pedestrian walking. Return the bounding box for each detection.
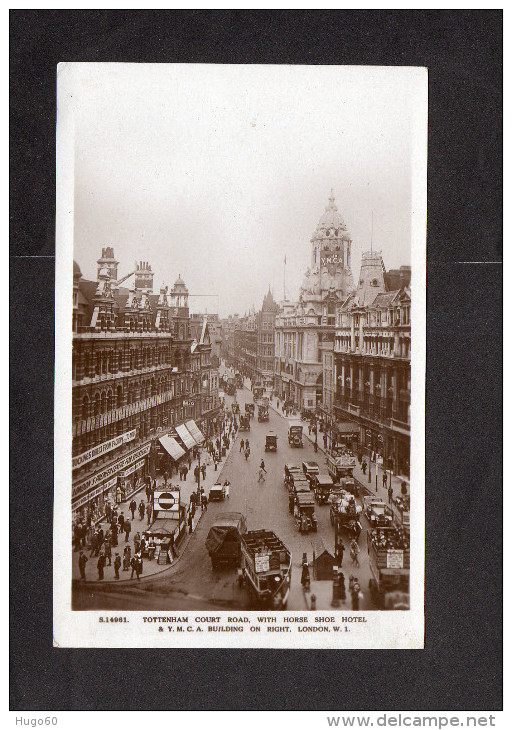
[240,438,245,453]
[388,485,393,504]
[123,519,131,543]
[134,532,141,554]
[245,447,250,461]
[78,551,88,580]
[201,463,206,481]
[350,539,360,568]
[382,471,388,488]
[111,522,118,547]
[105,501,112,523]
[97,553,106,581]
[259,459,266,473]
[201,494,208,511]
[246,440,250,450]
[114,553,121,579]
[188,453,192,469]
[350,577,361,610]
[194,465,200,484]
[129,499,137,520]
[104,537,112,566]
[118,512,125,532]
[123,545,131,571]
[182,466,188,481]
[224,481,230,499]
[335,539,345,566]
[138,500,145,521]
[130,556,139,580]
[257,467,266,482]
[146,501,153,525]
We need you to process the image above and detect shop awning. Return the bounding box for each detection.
[335,421,359,435]
[185,419,205,444]
[159,435,186,461]
[175,423,196,450]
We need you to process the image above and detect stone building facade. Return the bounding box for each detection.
[274,192,354,410]
[332,251,411,476]
[71,252,220,523]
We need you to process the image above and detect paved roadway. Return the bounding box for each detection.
[74,381,378,611]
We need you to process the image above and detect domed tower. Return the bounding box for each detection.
[170,275,190,341]
[304,191,354,299]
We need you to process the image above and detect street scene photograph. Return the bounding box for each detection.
[56,64,425,624]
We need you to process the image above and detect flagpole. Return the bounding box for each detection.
[283,254,286,300]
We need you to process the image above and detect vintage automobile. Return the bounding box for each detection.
[239,529,292,609]
[209,483,227,502]
[283,463,302,488]
[288,421,303,447]
[265,432,278,452]
[205,512,247,570]
[302,460,320,485]
[245,402,255,418]
[239,414,250,431]
[293,493,318,533]
[362,497,394,528]
[311,473,334,504]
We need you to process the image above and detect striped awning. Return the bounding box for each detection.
[159,435,186,461]
[185,419,205,444]
[175,423,196,450]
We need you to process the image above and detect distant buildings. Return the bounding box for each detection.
[72,249,221,523]
[221,288,279,389]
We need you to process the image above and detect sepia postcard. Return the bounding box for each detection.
[54,63,427,648]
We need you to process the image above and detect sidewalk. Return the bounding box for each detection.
[72,428,238,584]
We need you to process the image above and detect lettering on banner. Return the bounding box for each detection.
[72,443,151,500]
[72,429,136,470]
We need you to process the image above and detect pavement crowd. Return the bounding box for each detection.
[72,411,239,584]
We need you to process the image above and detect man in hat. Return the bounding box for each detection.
[113,553,121,579]
[78,551,88,581]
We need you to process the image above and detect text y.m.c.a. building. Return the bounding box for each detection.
[71,249,221,523]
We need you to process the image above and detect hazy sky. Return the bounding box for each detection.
[72,64,419,316]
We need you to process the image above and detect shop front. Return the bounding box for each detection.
[157,434,186,476]
[72,442,151,523]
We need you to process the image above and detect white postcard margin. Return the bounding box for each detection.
[53,64,427,649]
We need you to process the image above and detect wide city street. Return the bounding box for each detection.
[74,375,379,612]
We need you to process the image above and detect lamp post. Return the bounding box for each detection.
[196,443,204,506]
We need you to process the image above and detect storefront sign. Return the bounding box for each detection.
[72,429,137,470]
[72,443,151,499]
[386,550,404,569]
[119,459,145,479]
[72,476,118,510]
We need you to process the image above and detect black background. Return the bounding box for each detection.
[10,10,502,711]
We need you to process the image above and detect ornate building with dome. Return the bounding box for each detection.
[274,192,355,411]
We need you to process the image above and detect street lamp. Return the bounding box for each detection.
[196,443,204,507]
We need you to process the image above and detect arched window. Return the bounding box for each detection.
[107,389,113,412]
[100,391,107,414]
[93,393,100,416]
[116,385,123,408]
[82,395,89,420]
